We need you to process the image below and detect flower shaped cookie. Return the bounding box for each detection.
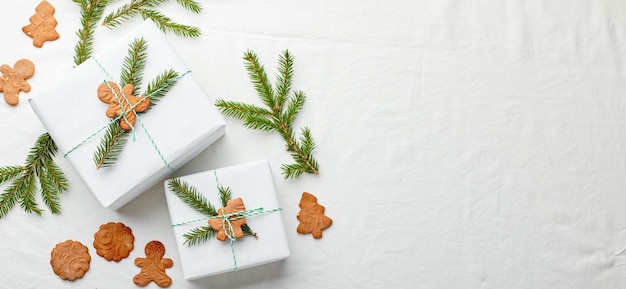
[50,240,91,281]
[93,222,135,262]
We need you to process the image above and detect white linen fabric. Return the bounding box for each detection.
[1,0,626,288]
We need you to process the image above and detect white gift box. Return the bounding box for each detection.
[29,21,225,210]
[164,160,290,280]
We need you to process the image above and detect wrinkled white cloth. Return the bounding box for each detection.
[1,0,626,288]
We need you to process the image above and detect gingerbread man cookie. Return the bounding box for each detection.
[50,240,91,281]
[93,222,135,262]
[134,241,173,288]
[0,59,35,106]
[97,81,150,130]
[208,197,248,241]
[22,1,60,47]
[296,192,332,239]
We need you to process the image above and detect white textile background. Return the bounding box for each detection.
[1,0,626,288]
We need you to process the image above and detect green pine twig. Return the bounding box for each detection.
[93,122,130,169]
[168,177,217,216]
[73,0,115,66]
[175,0,202,13]
[139,9,201,38]
[182,225,215,246]
[144,69,180,107]
[0,133,69,218]
[216,50,320,179]
[102,0,201,38]
[218,185,232,207]
[120,37,149,92]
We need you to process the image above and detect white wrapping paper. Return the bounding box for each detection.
[164,160,289,280]
[28,21,225,210]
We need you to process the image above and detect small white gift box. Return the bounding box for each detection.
[164,160,290,280]
[29,21,225,210]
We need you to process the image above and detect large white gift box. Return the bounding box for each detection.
[29,21,225,210]
[164,160,290,280]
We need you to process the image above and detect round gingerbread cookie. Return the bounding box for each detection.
[50,240,91,281]
[93,222,135,262]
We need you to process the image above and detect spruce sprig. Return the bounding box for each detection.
[93,122,130,169]
[102,0,202,37]
[72,0,116,66]
[167,178,255,246]
[93,38,183,168]
[0,133,69,218]
[216,50,320,179]
[120,37,148,92]
[144,68,180,107]
[168,177,217,216]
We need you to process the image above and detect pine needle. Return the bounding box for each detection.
[175,0,202,13]
[144,69,180,107]
[168,178,217,216]
[93,122,130,169]
[140,9,201,38]
[218,185,232,207]
[216,50,320,179]
[102,0,201,38]
[120,37,148,91]
[183,225,214,246]
[73,0,115,66]
[0,133,68,218]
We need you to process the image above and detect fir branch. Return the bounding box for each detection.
[93,122,130,169]
[0,133,69,218]
[73,0,115,66]
[175,0,202,13]
[102,0,201,38]
[144,69,180,107]
[214,100,272,119]
[244,115,276,132]
[218,185,232,208]
[183,225,215,246]
[216,50,320,179]
[275,50,294,107]
[282,90,305,125]
[0,166,26,183]
[18,173,40,215]
[140,9,201,38]
[101,0,146,28]
[243,51,275,109]
[168,178,217,216]
[120,37,148,92]
[38,158,66,214]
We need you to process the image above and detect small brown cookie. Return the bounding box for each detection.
[297,192,332,239]
[134,241,173,288]
[22,1,60,47]
[50,240,91,281]
[0,59,35,106]
[97,81,150,131]
[208,197,247,241]
[93,222,135,262]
